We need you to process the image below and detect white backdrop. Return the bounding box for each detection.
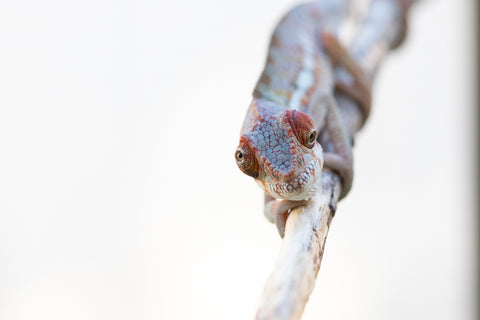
[0,0,476,319]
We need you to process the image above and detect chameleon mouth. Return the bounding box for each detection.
[261,160,322,201]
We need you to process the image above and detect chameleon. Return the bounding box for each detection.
[235,2,372,238]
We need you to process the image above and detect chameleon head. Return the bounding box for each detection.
[235,99,324,201]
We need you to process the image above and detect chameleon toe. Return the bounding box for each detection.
[271,199,308,238]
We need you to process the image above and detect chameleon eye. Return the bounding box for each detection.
[235,139,259,178]
[235,150,243,161]
[286,110,317,149]
[308,130,317,146]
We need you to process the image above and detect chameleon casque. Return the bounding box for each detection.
[235,2,372,238]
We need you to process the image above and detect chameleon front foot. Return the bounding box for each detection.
[265,196,308,238]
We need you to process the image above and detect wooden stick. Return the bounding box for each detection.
[256,171,340,320]
[255,1,413,319]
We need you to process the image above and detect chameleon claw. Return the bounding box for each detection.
[274,210,289,239]
[269,199,308,238]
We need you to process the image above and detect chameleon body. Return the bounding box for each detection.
[235,3,370,237]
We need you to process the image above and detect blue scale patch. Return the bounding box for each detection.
[248,119,294,176]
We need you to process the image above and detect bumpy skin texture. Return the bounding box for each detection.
[236,3,366,237]
[239,99,324,201]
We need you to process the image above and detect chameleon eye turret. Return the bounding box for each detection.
[286,110,317,149]
[235,139,260,178]
[308,131,317,146]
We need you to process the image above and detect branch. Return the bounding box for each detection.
[256,171,341,320]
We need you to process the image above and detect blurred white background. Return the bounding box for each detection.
[0,0,476,319]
